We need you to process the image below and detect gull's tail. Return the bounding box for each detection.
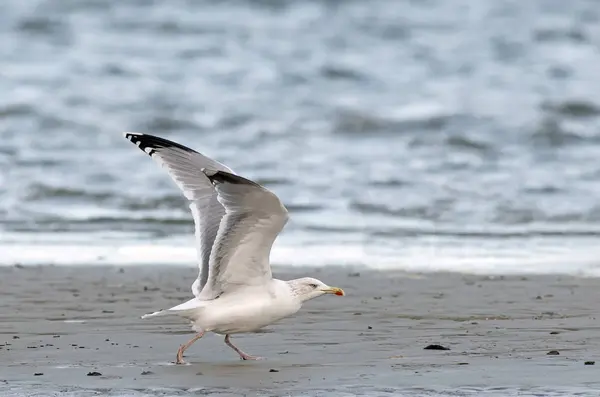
[140,309,171,319]
[140,298,207,320]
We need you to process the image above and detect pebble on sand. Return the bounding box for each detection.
[547,350,560,355]
[424,344,450,351]
[87,371,102,376]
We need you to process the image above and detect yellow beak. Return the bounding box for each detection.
[322,287,345,296]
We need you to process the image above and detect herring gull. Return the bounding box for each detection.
[123,132,345,364]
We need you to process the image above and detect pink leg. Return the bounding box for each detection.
[224,334,262,360]
[175,331,205,364]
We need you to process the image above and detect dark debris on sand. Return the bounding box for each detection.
[424,344,450,351]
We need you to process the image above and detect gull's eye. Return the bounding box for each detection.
[308,283,318,288]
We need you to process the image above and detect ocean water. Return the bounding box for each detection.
[2,0,600,275]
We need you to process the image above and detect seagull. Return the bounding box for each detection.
[123,132,345,364]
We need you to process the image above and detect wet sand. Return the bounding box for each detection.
[1,264,599,396]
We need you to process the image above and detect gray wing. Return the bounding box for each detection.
[123,132,233,297]
[198,170,289,299]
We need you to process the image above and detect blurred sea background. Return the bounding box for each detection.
[2,0,600,275]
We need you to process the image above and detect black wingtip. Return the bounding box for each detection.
[123,132,197,156]
[204,170,261,188]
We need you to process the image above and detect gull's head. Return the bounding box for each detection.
[287,277,345,303]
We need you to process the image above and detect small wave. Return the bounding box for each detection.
[541,100,600,118]
[369,178,408,187]
[356,19,410,40]
[530,117,589,147]
[445,135,491,153]
[0,104,35,118]
[18,16,68,35]
[15,158,63,167]
[333,104,456,135]
[179,46,223,60]
[5,216,192,234]
[581,205,600,222]
[491,37,525,63]
[320,65,366,82]
[83,216,190,226]
[547,65,572,80]
[350,201,441,220]
[119,195,186,211]
[523,185,562,195]
[142,115,200,133]
[217,112,253,129]
[492,205,545,225]
[371,226,600,239]
[112,18,225,37]
[285,203,322,212]
[304,224,361,233]
[534,28,587,43]
[35,112,82,131]
[0,147,16,157]
[25,184,114,202]
[155,20,226,36]
[101,63,135,77]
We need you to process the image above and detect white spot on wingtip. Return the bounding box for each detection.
[123,131,142,137]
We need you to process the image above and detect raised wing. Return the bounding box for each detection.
[123,132,233,297]
[198,170,289,298]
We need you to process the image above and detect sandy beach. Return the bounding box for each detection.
[1,264,599,396]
